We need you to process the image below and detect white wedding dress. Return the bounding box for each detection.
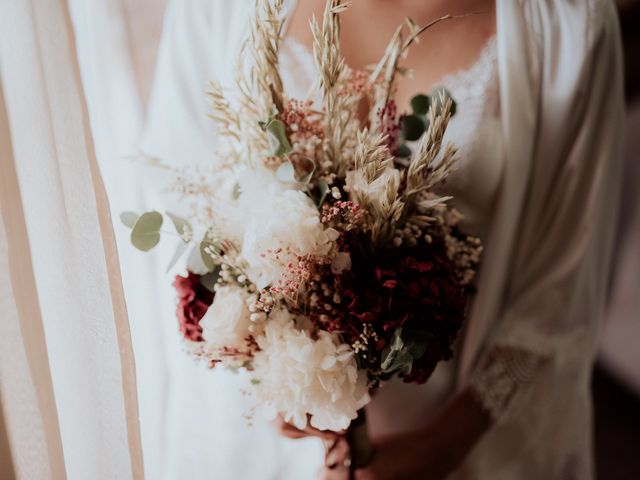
[141,1,624,479]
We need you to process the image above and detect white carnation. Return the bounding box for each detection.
[234,166,338,289]
[201,285,251,353]
[252,308,370,431]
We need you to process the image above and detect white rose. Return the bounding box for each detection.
[201,285,251,351]
[251,308,370,431]
[241,188,337,289]
[213,164,339,289]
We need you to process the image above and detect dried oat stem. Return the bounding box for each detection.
[354,129,393,182]
[401,12,484,54]
[311,1,358,176]
[207,80,242,141]
[250,0,286,114]
[369,11,485,130]
[407,95,456,187]
[232,0,288,158]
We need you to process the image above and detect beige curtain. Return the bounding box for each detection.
[0,0,144,478]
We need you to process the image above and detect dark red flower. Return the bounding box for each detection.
[173,271,214,341]
[333,237,472,384]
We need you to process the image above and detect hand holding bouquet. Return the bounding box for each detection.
[123,0,482,472]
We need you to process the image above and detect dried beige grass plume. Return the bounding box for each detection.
[206,80,241,141]
[405,94,457,201]
[353,129,393,183]
[311,1,359,176]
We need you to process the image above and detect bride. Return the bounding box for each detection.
[141,0,623,479]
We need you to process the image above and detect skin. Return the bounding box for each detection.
[280,1,496,479]
[286,0,496,108]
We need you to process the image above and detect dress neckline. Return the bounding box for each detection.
[280,34,498,103]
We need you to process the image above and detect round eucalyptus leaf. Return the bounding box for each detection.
[395,144,412,158]
[401,114,425,141]
[430,86,457,116]
[316,179,330,207]
[410,94,430,115]
[120,211,139,229]
[297,156,317,184]
[130,211,163,251]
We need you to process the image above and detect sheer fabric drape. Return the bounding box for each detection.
[68,1,171,477]
[0,0,143,478]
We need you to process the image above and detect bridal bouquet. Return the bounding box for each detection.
[123,0,481,468]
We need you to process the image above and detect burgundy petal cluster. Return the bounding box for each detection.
[337,239,471,384]
[173,271,214,342]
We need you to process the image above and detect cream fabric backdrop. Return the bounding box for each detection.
[0,0,144,478]
[68,1,172,477]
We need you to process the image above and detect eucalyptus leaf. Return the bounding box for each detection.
[410,94,430,115]
[317,179,330,207]
[380,347,394,371]
[165,241,188,273]
[166,211,192,242]
[431,86,457,116]
[266,118,292,157]
[120,211,139,229]
[130,211,163,251]
[405,339,428,361]
[298,157,316,184]
[381,349,414,373]
[390,328,404,351]
[401,114,425,141]
[395,144,412,158]
[200,267,221,292]
[380,328,431,374]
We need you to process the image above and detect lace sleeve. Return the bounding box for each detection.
[467,346,547,422]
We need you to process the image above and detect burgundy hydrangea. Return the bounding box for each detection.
[336,239,471,384]
[173,271,215,342]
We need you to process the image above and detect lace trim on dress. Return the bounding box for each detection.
[440,36,499,119]
[468,346,546,422]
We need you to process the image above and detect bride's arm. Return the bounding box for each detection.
[355,389,490,480]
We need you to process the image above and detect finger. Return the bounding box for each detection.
[279,423,311,439]
[302,424,342,442]
[318,466,351,480]
[275,417,340,441]
[273,415,343,441]
[325,438,351,469]
[273,416,310,439]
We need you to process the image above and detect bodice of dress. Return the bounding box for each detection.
[279,36,508,437]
